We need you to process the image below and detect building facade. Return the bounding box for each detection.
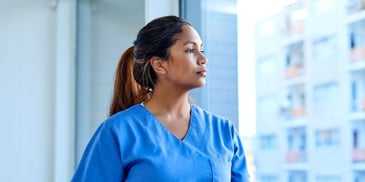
[254,0,365,181]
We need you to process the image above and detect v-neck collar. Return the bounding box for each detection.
[138,104,195,143]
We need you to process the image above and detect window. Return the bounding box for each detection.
[354,171,365,182]
[286,127,307,162]
[352,120,365,162]
[312,35,338,63]
[315,128,340,148]
[288,171,307,182]
[349,20,365,62]
[315,175,341,182]
[283,1,308,35]
[285,41,305,78]
[280,84,306,120]
[350,70,365,112]
[259,134,278,150]
[260,174,279,182]
[181,0,239,126]
[313,82,339,115]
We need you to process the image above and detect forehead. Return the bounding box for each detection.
[175,25,203,46]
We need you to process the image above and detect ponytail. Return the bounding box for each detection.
[109,46,150,116]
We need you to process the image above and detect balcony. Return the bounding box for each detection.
[286,151,307,162]
[349,46,365,62]
[353,148,365,161]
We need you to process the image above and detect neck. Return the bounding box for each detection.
[143,86,191,116]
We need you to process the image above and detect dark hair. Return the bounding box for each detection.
[109,16,191,116]
[133,15,191,90]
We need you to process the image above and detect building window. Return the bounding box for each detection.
[354,171,365,182]
[280,84,306,120]
[315,175,341,182]
[352,120,365,162]
[349,20,365,62]
[286,127,307,162]
[312,35,338,63]
[288,171,307,182]
[259,134,278,150]
[260,174,279,182]
[313,82,339,115]
[283,1,307,36]
[285,41,305,78]
[315,128,340,148]
[350,70,365,112]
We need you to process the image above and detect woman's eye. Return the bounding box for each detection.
[186,49,204,54]
[186,49,194,53]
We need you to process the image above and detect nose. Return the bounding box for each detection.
[198,52,208,65]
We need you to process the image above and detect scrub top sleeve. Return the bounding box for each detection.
[71,122,124,182]
[231,126,250,182]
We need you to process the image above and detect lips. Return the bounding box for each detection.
[196,68,207,76]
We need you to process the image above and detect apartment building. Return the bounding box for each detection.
[254,0,365,181]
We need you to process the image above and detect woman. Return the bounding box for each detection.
[72,15,249,182]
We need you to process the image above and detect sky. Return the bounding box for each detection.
[237,0,295,137]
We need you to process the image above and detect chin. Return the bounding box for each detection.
[194,82,206,88]
[186,80,206,90]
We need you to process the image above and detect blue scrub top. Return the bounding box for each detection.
[72,104,249,182]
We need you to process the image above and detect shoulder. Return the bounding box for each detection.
[103,104,146,129]
[110,104,144,119]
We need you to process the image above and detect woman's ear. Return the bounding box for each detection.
[150,56,167,74]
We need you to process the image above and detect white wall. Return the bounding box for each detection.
[0,1,56,182]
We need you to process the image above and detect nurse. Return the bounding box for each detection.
[71,15,250,182]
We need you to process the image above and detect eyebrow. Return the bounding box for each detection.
[183,40,203,47]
